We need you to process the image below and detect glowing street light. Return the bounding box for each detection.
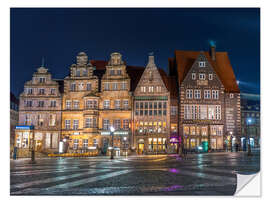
[247,118,252,156]
[110,126,115,159]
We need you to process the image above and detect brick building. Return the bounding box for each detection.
[169,46,241,151]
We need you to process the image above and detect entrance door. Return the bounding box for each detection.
[138,143,144,154]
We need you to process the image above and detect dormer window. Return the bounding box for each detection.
[199,61,206,67]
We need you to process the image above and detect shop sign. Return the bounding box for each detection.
[16,125,34,130]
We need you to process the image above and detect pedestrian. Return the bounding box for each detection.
[13,146,17,160]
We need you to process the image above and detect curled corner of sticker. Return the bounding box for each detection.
[234,172,261,196]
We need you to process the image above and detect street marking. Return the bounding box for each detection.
[46,170,131,189]
[11,169,110,190]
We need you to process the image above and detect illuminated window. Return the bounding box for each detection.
[65,120,71,129]
[103,119,110,130]
[73,100,79,109]
[190,126,196,135]
[49,114,56,126]
[114,119,121,130]
[123,119,129,130]
[123,100,129,109]
[112,83,118,90]
[104,100,110,109]
[104,83,110,90]
[115,100,121,109]
[73,120,79,130]
[73,139,79,149]
[83,139,88,149]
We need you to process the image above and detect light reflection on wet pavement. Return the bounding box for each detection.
[10,151,260,195]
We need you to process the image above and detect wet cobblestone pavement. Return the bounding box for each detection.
[10,151,260,195]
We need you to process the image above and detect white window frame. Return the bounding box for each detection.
[115,100,121,109]
[192,73,196,80]
[194,90,201,99]
[199,61,206,67]
[199,74,205,80]
[230,93,234,98]
[65,120,71,129]
[104,82,110,91]
[73,119,79,130]
[186,89,193,99]
[104,100,110,109]
[212,90,219,99]
[204,90,211,99]
[209,74,213,80]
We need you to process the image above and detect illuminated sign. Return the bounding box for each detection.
[101,131,129,136]
[15,126,34,130]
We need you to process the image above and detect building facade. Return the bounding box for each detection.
[99,53,132,156]
[240,93,260,149]
[133,55,170,154]
[169,46,241,151]
[15,66,62,156]
[61,52,99,153]
[13,48,241,155]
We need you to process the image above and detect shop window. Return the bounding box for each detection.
[73,139,79,149]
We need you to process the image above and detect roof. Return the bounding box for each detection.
[10,92,19,105]
[91,60,169,92]
[171,50,240,93]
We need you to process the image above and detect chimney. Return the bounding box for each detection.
[147,52,155,67]
[209,41,216,61]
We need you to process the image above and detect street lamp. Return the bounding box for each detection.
[123,136,127,156]
[247,118,252,156]
[29,132,36,164]
[110,126,115,159]
[229,131,233,152]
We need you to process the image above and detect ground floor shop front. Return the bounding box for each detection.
[182,124,224,150]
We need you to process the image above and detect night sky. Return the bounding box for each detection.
[10,8,260,97]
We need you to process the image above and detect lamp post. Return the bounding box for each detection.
[110,126,115,159]
[247,118,252,156]
[229,131,233,152]
[29,132,36,164]
[123,136,127,156]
